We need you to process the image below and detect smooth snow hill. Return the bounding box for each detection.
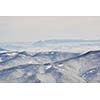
[0,48,100,83]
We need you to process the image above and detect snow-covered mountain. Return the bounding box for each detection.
[0,45,100,83]
[0,40,100,83]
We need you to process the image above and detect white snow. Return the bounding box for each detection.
[45,65,52,70]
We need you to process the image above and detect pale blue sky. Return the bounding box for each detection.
[0,16,100,42]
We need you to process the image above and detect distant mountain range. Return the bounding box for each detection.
[33,39,100,43]
[33,39,100,46]
[0,39,100,52]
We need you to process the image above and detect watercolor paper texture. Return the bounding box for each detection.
[0,16,100,83]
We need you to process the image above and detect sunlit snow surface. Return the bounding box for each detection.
[0,40,100,83]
